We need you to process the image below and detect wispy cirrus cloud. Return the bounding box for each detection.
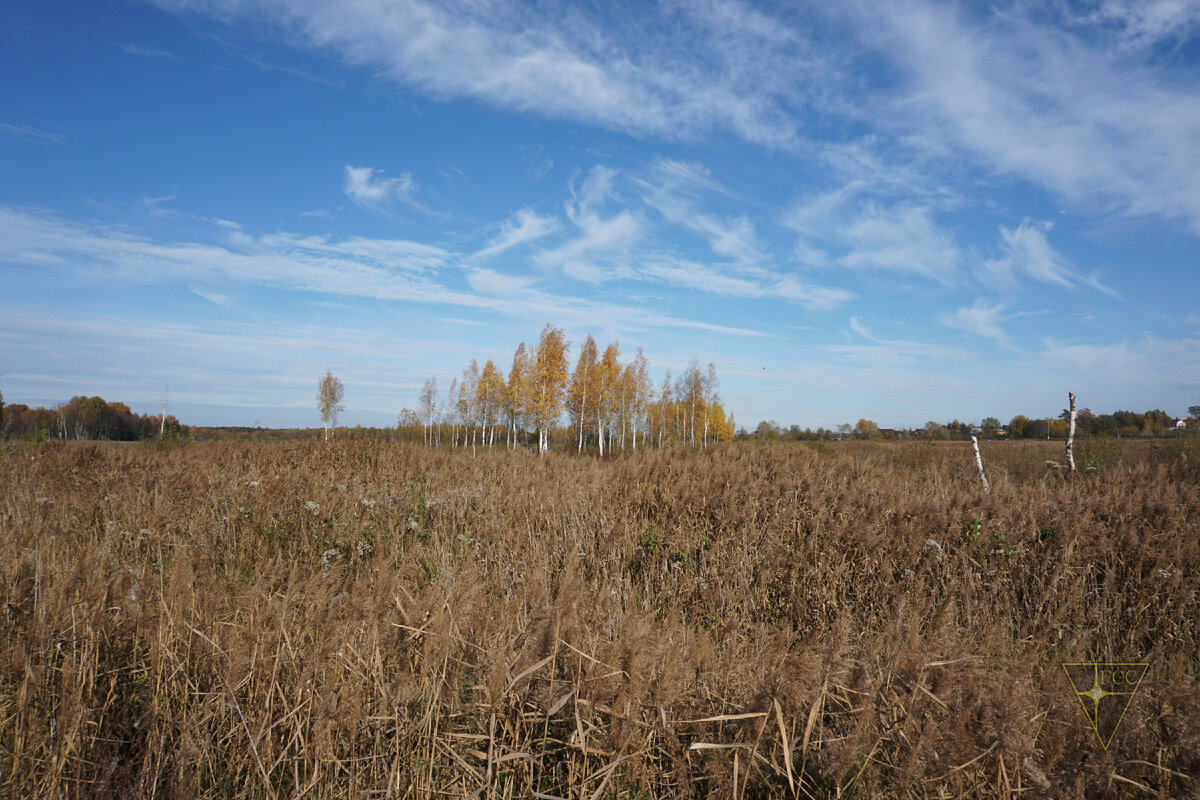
[149,0,828,149]
[343,165,431,217]
[116,42,176,59]
[837,204,961,284]
[977,220,1118,297]
[938,299,1009,343]
[1040,333,1200,399]
[825,316,971,366]
[149,0,1200,241]
[639,257,851,311]
[635,158,764,265]
[864,0,1200,233]
[536,166,642,283]
[472,208,560,260]
[188,285,238,309]
[0,205,770,339]
[0,205,465,304]
[1076,0,1200,51]
[0,122,67,147]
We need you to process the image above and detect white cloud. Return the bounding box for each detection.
[838,204,961,284]
[1080,0,1200,51]
[343,165,427,216]
[537,166,642,282]
[466,267,538,297]
[867,1,1200,233]
[640,258,851,311]
[1040,333,1200,401]
[636,158,764,264]
[938,299,1008,342]
[978,220,1119,297]
[826,316,971,365]
[0,206,467,305]
[117,42,176,59]
[188,285,238,309]
[149,0,824,149]
[0,205,767,339]
[0,122,67,147]
[473,208,560,260]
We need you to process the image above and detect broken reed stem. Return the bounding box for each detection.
[1066,392,1077,475]
[971,435,990,493]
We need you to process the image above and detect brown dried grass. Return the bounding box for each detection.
[1,437,1196,798]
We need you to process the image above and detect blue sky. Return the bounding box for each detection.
[2,0,1198,429]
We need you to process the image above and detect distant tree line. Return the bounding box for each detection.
[745,407,1198,442]
[0,395,188,441]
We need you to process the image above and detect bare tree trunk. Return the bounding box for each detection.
[1066,392,1077,475]
[971,435,990,493]
[159,384,168,437]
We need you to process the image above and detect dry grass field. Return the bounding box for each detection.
[1,437,1197,798]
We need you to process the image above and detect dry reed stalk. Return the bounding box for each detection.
[0,437,1196,798]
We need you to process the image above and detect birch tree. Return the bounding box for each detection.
[657,370,672,447]
[676,360,703,447]
[627,348,651,449]
[317,370,344,442]
[418,376,438,447]
[530,324,569,454]
[477,360,506,447]
[702,362,719,447]
[446,377,459,447]
[592,342,617,456]
[505,343,530,448]
[459,360,481,455]
[568,334,599,453]
[159,385,169,437]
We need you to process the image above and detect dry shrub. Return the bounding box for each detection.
[1,437,1196,798]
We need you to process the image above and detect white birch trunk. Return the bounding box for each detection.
[971,435,990,493]
[159,385,168,437]
[1066,392,1077,474]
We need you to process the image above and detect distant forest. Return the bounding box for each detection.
[748,407,1197,442]
[2,389,1195,446]
[0,393,187,442]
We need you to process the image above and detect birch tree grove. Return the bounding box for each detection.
[407,324,732,452]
